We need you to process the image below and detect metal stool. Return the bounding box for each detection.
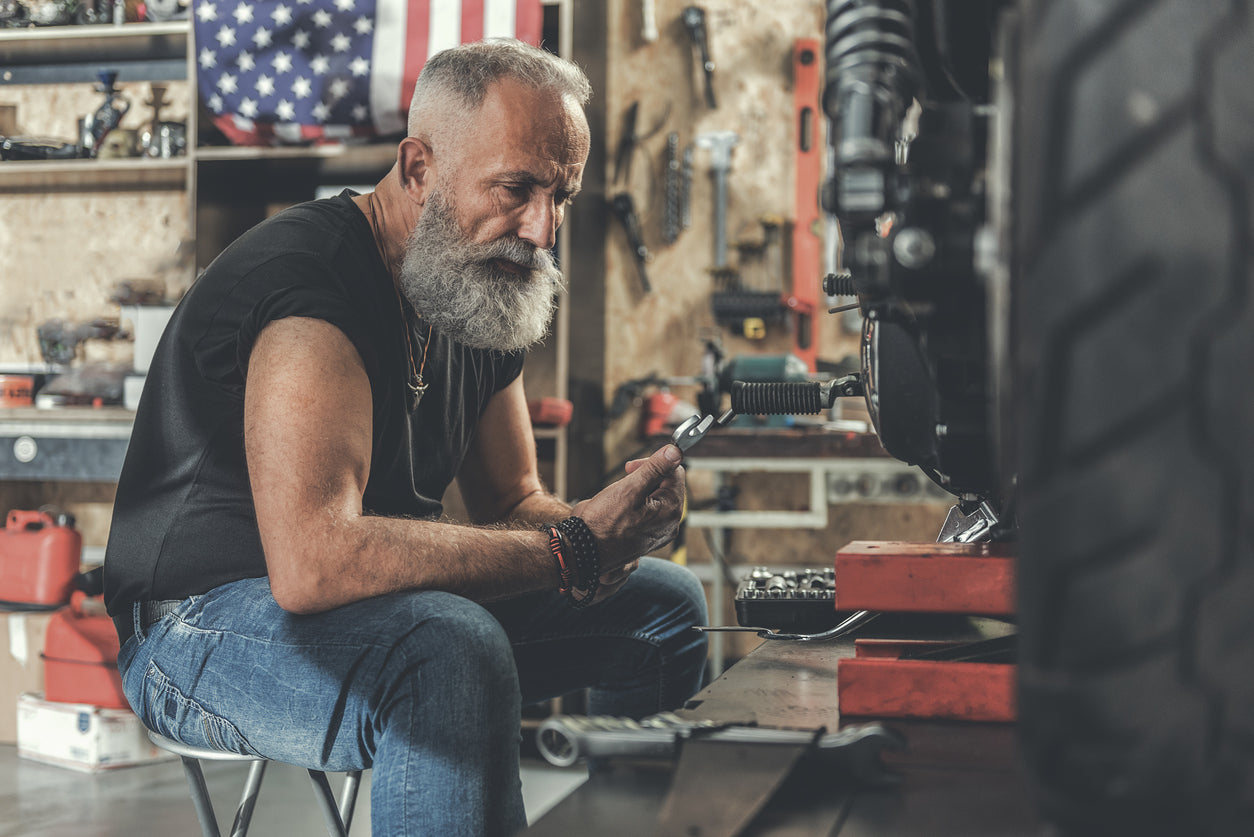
[147,730,363,837]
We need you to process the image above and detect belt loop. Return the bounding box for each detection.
[131,600,146,643]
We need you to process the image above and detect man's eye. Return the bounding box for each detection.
[505,184,530,199]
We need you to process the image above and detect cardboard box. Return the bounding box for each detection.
[16,693,174,772]
[1,610,55,744]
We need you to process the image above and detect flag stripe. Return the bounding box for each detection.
[462,0,485,42]
[371,0,409,136]
[401,0,432,128]
[483,0,515,38]
[428,1,462,55]
[513,0,542,45]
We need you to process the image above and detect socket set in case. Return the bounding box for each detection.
[734,566,845,633]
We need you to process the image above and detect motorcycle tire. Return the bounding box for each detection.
[1014,0,1254,833]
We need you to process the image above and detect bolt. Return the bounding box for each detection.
[893,227,936,269]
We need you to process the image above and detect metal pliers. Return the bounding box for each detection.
[671,408,735,452]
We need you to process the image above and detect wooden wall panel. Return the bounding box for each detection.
[599,0,862,464]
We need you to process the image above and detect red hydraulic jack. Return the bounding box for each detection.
[834,541,1016,723]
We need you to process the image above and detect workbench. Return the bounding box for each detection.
[524,621,1043,836]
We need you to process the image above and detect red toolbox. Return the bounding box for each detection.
[838,638,1015,722]
[42,593,127,710]
[0,509,82,609]
[834,540,1016,722]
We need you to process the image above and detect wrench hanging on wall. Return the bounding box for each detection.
[682,6,717,109]
[610,193,653,293]
[695,131,739,269]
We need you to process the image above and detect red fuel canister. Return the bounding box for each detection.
[0,510,83,609]
[43,592,127,709]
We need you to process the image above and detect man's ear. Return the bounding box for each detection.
[397,136,434,205]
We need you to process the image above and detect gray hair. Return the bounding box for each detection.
[406,38,591,139]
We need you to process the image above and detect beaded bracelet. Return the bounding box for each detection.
[556,516,600,608]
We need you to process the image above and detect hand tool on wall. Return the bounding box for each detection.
[641,0,658,43]
[695,131,739,269]
[662,132,682,244]
[788,38,824,371]
[610,193,652,293]
[613,101,671,187]
[681,6,717,109]
[681,143,695,231]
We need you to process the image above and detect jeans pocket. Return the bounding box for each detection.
[143,661,261,757]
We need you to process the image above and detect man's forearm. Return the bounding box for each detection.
[501,488,575,528]
[268,512,562,613]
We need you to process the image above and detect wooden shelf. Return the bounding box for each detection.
[0,156,189,190]
[196,143,397,180]
[0,21,189,66]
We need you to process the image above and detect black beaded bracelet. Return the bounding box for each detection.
[556,515,600,607]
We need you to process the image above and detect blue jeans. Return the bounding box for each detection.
[116,558,708,837]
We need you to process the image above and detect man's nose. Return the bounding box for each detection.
[517,196,558,251]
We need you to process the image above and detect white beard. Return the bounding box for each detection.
[397,190,564,352]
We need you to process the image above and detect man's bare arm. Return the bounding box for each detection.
[245,317,686,614]
[245,317,557,613]
[455,374,574,526]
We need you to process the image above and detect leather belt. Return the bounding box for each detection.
[113,599,184,644]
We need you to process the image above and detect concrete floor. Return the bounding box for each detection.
[0,743,587,836]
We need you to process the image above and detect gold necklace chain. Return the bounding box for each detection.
[367,195,428,408]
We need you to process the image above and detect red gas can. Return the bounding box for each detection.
[43,592,127,709]
[0,510,83,609]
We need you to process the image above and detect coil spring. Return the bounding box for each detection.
[731,381,825,416]
[823,0,921,120]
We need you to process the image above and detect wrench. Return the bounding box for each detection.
[672,408,735,452]
[695,131,739,269]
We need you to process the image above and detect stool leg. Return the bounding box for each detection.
[179,757,223,837]
[339,771,363,834]
[228,759,268,837]
[307,770,350,836]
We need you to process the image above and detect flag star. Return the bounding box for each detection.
[196,1,217,21]
[270,3,292,25]
[232,2,252,24]
[349,56,369,77]
[238,97,259,118]
[330,32,351,52]
[333,0,353,11]
[310,54,330,75]
[328,77,350,100]
[351,103,368,122]
[292,76,312,98]
[199,47,217,69]
[252,26,273,48]
[215,25,236,47]
[237,50,255,71]
[276,100,296,121]
[207,93,224,112]
[272,51,293,73]
[256,74,276,97]
[291,29,310,49]
[352,15,371,35]
[217,72,238,94]
[312,101,330,121]
[312,8,331,27]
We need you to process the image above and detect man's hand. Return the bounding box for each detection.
[570,444,686,575]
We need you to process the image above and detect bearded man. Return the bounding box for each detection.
[103,39,707,837]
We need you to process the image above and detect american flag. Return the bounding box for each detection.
[194,0,544,146]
